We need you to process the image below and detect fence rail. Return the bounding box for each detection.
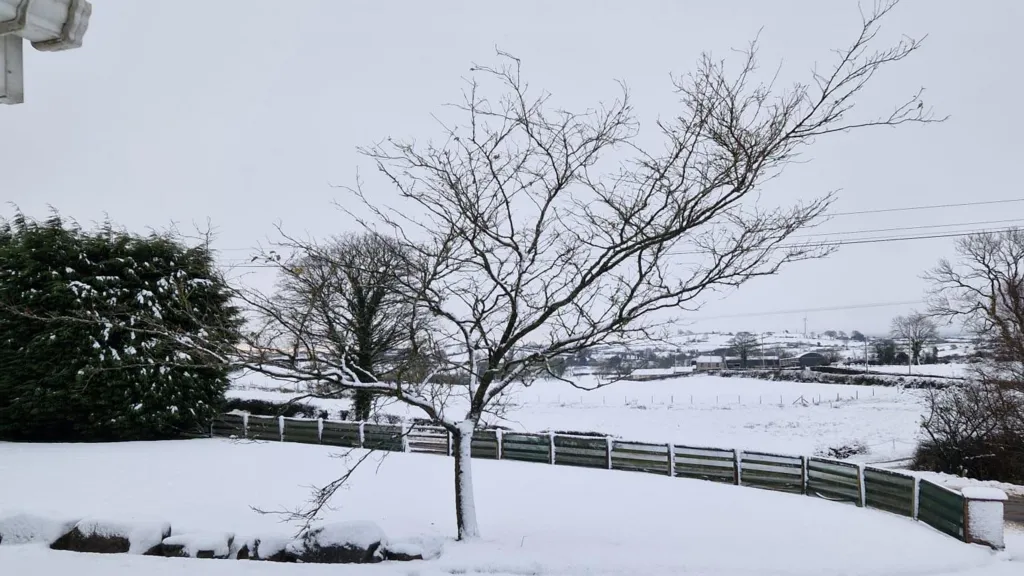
[208,412,972,545]
[918,479,965,539]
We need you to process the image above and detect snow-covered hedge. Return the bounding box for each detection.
[0,212,242,441]
[707,368,951,389]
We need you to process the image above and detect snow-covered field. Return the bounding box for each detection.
[0,439,1019,575]
[230,373,928,464]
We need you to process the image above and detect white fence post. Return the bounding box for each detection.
[668,443,675,477]
[496,429,504,460]
[734,449,742,486]
[241,413,249,439]
[317,418,324,444]
[606,436,613,470]
[962,487,1008,550]
[358,422,365,449]
[549,431,556,465]
[912,476,920,520]
[856,463,866,507]
[800,456,808,495]
[278,416,285,442]
[400,422,409,452]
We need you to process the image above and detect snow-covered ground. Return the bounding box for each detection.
[227,372,1024,495]
[0,439,1019,575]
[230,373,928,464]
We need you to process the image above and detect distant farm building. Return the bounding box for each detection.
[693,355,781,371]
[693,355,729,370]
[795,352,829,368]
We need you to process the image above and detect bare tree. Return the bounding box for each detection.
[729,332,759,368]
[890,312,938,369]
[916,229,1024,482]
[927,229,1024,380]
[242,1,939,540]
[268,233,420,421]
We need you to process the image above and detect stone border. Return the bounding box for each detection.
[0,516,430,564]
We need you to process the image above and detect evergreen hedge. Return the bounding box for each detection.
[0,213,242,441]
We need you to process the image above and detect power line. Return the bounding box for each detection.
[828,198,1024,217]
[219,225,1020,268]
[208,197,1024,256]
[794,217,1024,238]
[663,225,1021,257]
[686,300,926,322]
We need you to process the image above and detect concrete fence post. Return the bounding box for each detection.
[358,422,365,449]
[606,437,613,470]
[912,477,920,520]
[734,449,742,486]
[400,422,409,452]
[317,418,324,444]
[856,464,866,508]
[278,416,285,442]
[549,431,556,465]
[800,456,808,495]
[496,429,504,460]
[668,443,675,477]
[241,413,249,440]
[446,430,453,457]
[961,487,1008,550]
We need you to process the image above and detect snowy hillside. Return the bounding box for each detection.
[576,330,978,367]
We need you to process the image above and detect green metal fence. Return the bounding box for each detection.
[407,425,448,455]
[246,415,280,442]
[917,479,965,539]
[470,429,500,459]
[320,420,361,447]
[212,413,246,438]
[501,433,550,463]
[206,413,980,545]
[740,451,804,494]
[675,445,736,484]
[553,435,608,469]
[611,441,669,475]
[282,417,320,444]
[863,466,916,517]
[807,458,862,505]
[362,424,404,452]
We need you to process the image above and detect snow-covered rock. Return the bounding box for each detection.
[382,533,445,561]
[0,513,78,546]
[232,534,292,561]
[161,532,233,558]
[285,521,386,564]
[50,518,170,555]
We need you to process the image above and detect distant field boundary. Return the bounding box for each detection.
[704,368,955,388]
[204,413,1000,548]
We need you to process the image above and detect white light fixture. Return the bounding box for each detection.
[0,0,92,104]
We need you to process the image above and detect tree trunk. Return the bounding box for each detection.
[452,421,480,540]
[353,390,373,421]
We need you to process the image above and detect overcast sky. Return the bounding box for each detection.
[3,0,1021,336]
